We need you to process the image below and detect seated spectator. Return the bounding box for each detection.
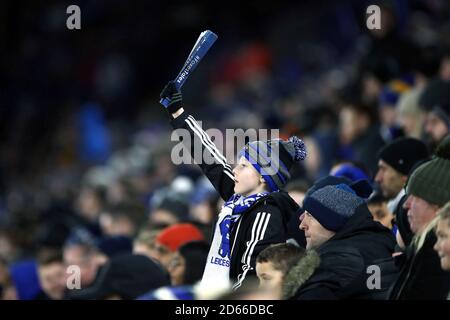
[99,202,146,238]
[288,175,373,249]
[377,78,411,142]
[338,101,385,175]
[67,254,170,300]
[75,185,107,235]
[367,189,394,230]
[189,177,220,225]
[396,88,424,139]
[36,249,66,300]
[434,201,450,275]
[167,240,209,286]
[63,229,108,289]
[133,227,164,259]
[419,79,450,151]
[285,179,312,247]
[149,195,190,226]
[375,137,429,250]
[285,179,312,206]
[255,242,319,299]
[293,176,396,299]
[375,137,429,215]
[389,136,450,299]
[148,223,205,271]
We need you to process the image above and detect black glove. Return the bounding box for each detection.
[160,81,183,114]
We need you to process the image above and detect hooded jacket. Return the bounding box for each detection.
[171,112,297,289]
[292,204,396,299]
[282,250,321,299]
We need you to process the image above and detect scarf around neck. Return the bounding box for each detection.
[201,191,269,288]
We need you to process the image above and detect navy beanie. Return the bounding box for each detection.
[303,183,366,232]
[304,175,373,200]
[239,136,307,191]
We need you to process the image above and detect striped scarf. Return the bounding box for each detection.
[201,192,269,288]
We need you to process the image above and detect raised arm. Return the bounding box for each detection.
[160,81,235,201]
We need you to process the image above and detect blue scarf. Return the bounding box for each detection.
[201,191,269,287]
[220,192,269,258]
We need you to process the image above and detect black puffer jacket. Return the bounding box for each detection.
[292,205,396,299]
[282,250,321,299]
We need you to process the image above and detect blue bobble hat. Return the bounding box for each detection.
[239,136,307,191]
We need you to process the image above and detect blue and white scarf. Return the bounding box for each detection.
[201,192,269,288]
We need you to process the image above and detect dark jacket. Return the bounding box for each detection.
[228,190,297,286]
[388,225,450,300]
[292,205,396,299]
[282,250,321,299]
[171,112,297,288]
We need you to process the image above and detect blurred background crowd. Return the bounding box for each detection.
[1,0,450,300]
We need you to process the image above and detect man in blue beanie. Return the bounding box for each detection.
[291,177,396,299]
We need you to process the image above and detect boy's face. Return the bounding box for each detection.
[434,219,450,271]
[256,261,284,292]
[233,157,265,196]
[368,201,394,229]
[38,262,66,300]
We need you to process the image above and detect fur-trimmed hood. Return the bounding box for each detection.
[282,250,321,299]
